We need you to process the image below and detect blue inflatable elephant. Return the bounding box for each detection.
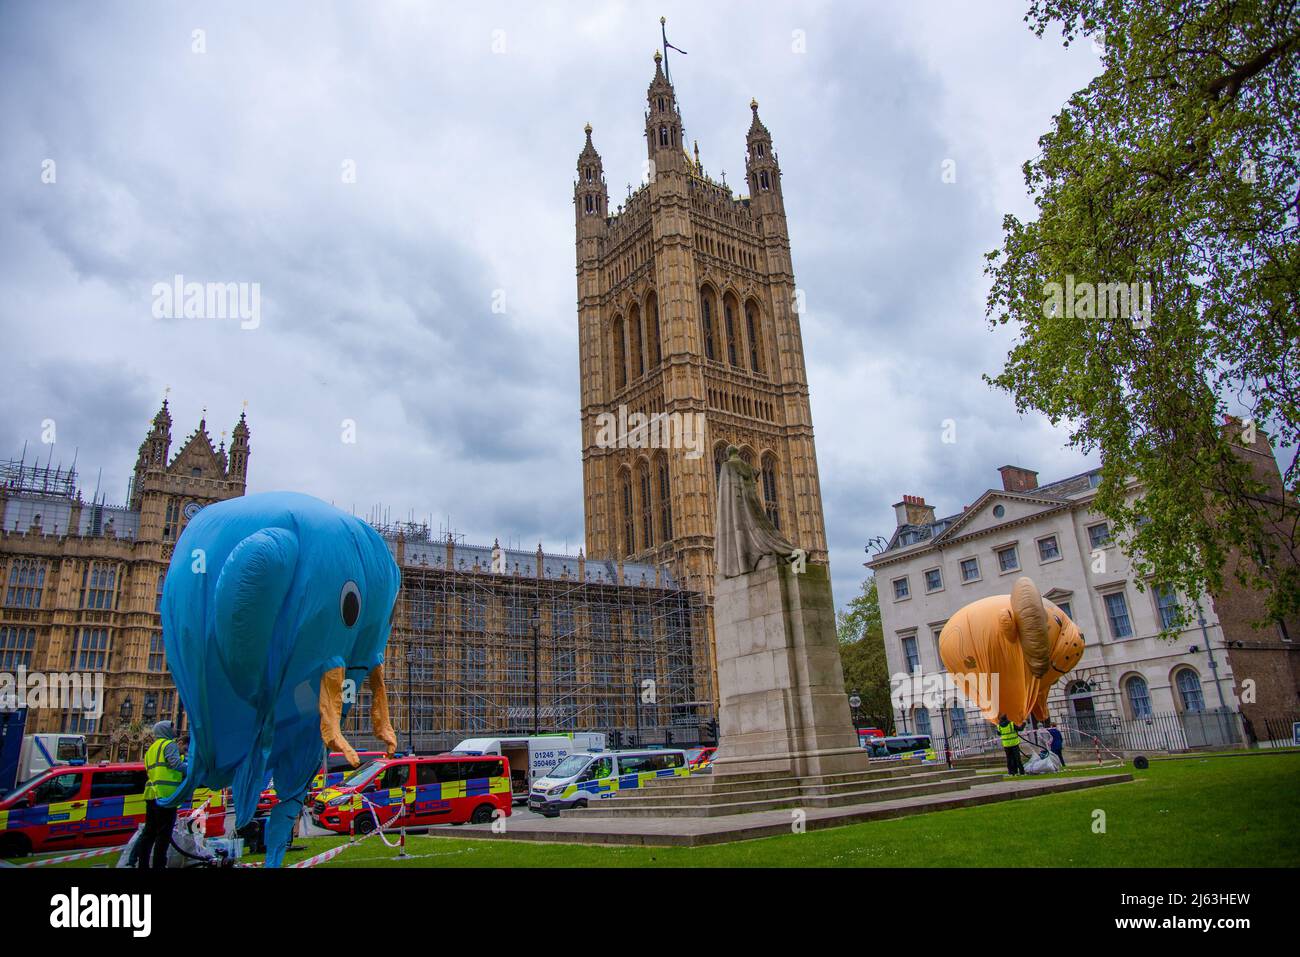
[158,491,401,867]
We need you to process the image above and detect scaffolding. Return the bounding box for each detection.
[341,527,715,754]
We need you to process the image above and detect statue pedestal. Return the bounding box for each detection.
[712,559,873,777]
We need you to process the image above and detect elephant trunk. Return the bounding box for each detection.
[368,663,398,757]
[318,666,359,767]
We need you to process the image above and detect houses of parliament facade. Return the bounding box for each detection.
[0,55,829,759]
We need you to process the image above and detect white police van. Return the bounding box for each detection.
[528,748,689,816]
[452,734,606,803]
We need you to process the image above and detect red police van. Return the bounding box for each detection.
[311,754,511,834]
[258,751,386,814]
[0,762,226,857]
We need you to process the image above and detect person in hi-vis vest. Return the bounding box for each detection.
[997,714,1025,776]
[137,720,188,869]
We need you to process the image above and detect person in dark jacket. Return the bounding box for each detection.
[1046,721,1065,767]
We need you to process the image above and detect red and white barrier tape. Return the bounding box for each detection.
[18,845,121,868]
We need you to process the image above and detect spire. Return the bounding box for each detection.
[575,122,608,227]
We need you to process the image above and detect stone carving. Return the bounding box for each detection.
[715,444,796,579]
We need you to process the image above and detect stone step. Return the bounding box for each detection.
[596,770,969,808]
[648,763,944,796]
[575,774,978,818]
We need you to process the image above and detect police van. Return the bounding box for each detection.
[451,734,605,803]
[528,748,689,816]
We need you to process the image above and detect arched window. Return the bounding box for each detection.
[759,170,770,190]
[722,294,741,366]
[620,471,634,557]
[630,304,644,378]
[913,706,931,736]
[1124,674,1152,719]
[613,316,627,391]
[647,295,661,367]
[660,126,669,147]
[1175,668,1205,713]
[699,288,718,361]
[745,301,765,373]
[585,194,594,214]
[760,454,780,529]
[657,455,672,541]
[638,461,654,551]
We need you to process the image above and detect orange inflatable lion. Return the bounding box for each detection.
[938,577,1084,726]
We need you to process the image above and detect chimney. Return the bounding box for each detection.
[893,494,935,527]
[998,465,1039,492]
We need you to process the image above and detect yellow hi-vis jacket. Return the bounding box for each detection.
[144,737,184,801]
[999,722,1019,748]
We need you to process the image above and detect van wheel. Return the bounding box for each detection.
[574,799,588,810]
[353,815,376,836]
[0,832,31,858]
[470,804,496,825]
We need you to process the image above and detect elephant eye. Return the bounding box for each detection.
[340,581,361,627]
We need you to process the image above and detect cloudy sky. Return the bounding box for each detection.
[0,1,1155,608]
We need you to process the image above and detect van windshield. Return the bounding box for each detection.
[339,760,384,790]
[547,754,591,779]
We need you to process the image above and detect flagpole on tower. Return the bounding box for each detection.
[660,16,670,82]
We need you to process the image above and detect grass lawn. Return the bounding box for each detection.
[31,752,1300,868]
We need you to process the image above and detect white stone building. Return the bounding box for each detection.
[865,465,1240,754]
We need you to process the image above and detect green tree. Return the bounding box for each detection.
[986,0,1300,623]
[837,577,893,731]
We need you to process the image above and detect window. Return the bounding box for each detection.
[700,291,717,361]
[1124,675,1152,719]
[0,627,36,669]
[1103,591,1133,639]
[1175,668,1205,713]
[892,577,910,601]
[723,299,740,366]
[950,708,968,735]
[960,557,980,582]
[31,772,82,806]
[1056,600,1073,621]
[148,632,165,672]
[155,574,164,613]
[90,770,146,800]
[69,627,109,671]
[996,545,1020,573]
[639,464,654,550]
[80,563,117,610]
[924,568,943,593]
[552,603,574,638]
[901,635,920,671]
[745,303,764,372]
[506,600,530,638]
[163,500,180,541]
[914,707,932,736]
[657,457,672,541]
[621,471,635,557]
[1087,522,1111,549]
[5,559,46,608]
[992,504,1006,519]
[613,317,627,390]
[1155,585,1181,630]
[379,763,411,789]
[1037,535,1060,562]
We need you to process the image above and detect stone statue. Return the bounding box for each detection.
[715,444,797,578]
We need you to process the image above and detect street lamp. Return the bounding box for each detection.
[848,690,862,730]
[405,647,416,754]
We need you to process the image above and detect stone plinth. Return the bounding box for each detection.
[712,558,873,777]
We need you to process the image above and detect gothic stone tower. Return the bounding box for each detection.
[576,52,829,621]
